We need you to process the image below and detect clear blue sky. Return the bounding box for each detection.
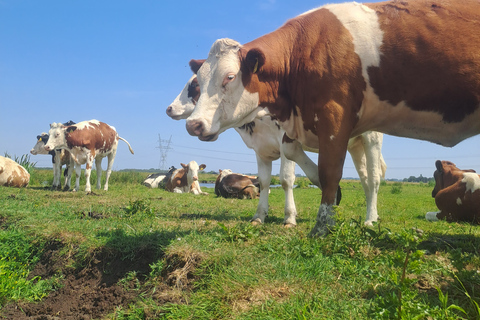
[1,0,479,180]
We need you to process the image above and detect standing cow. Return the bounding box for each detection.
[44,120,134,193]
[165,161,208,195]
[30,132,75,190]
[167,74,386,226]
[215,169,260,199]
[185,0,480,236]
[0,156,30,188]
[426,160,480,223]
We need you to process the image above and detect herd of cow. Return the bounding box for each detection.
[1,0,480,234]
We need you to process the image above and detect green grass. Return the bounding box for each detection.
[0,170,479,319]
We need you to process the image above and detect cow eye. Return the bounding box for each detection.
[222,73,236,87]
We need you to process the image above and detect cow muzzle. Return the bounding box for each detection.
[186,119,219,141]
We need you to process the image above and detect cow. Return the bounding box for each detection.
[165,161,208,195]
[215,169,260,199]
[143,166,177,188]
[0,156,30,188]
[44,120,134,193]
[185,0,480,236]
[426,160,480,224]
[168,74,386,226]
[30,132,75,190]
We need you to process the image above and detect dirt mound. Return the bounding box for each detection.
[1,242,161,320]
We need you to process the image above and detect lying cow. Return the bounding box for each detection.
[0,156,30,188]
[44,120,134,193]
[426,160,480,223]
[167,74,386,226]
[215,169,260,199]
[143,166,176,188]
[165,161,208,195]
[185,1,480,236]
[30,132,75,190]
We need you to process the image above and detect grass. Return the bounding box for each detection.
[0,169,479,319]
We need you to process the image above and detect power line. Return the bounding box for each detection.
[156,135,173,170]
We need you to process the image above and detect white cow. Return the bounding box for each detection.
[167,74,386,226]
[30,132,74,190]
[44,120,134,192]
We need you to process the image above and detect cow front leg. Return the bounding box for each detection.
[279,153,297,227]
[84,156,94,193]
[95,157,103,190]
[251,155,272,225]
[282,136,320,187]
[63,157,74,191]
[52,152,62,190]
[73,162,81,192]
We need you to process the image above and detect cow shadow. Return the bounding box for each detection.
[178,211,309,225]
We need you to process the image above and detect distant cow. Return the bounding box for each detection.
[0,156,30,188]
[426,160,480,223]
[143,166,176,188]
[44,120,134,192]
[165,161,208,195]
[215,169,260,199]
[30,132,75,190]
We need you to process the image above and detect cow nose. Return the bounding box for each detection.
[193,176,198,181]
[166,106,173,116]
[186,119,204,136]
[44,145,52,152]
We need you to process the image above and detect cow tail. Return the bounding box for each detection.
[119,137,134,154]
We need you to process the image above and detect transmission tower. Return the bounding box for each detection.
[156,134,173,171]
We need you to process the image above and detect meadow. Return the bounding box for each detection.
[0,168,479,319]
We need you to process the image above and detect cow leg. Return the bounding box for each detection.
[95,157,103,190]
[103,152,116,191]
[73,162,81,192]
[84,155,94,193]
[426,211,441,221]
[310,104,352,237]
[63,157,74,191]
[279,153,297,227]
[282,137,320,187]
[251,154,272,225]
[347,132,384,226]
[52,152,61,190]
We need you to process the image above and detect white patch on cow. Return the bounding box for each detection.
[76,119,100,130]
[218,169,233,182]
[426,211,440,221]
[281,106,318,148]
[330,135,335,141]
[314,114,319,122]
[462,172,480,193]
[324,2,383,82]
[456,197,463,206]
[167,74,197,120]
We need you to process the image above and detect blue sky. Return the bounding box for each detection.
[1,0,479,180]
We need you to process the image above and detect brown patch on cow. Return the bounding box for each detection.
[239,7,366,135]
[366,0,480,123]
[66,121,117,152]
[187,76,201,104]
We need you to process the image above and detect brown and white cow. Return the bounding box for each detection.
[167,74,386,226]
[30,132,75,190]
[185,0,480,236]
[426,160,480,224]
[165,161,208,195]
[215,169,260,199]
[44,120,134,193]
[0,156,30,188]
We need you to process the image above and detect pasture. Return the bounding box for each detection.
[0,169,479,319]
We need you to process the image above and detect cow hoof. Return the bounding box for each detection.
[364,221,374,227]
[283,223,296,228]
[250,219,263,226]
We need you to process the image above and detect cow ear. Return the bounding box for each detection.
[435,160,443,173]
[199,164,206,171]
[189,59,206,74]
[66,126,77,133]
[245,48,266,74]
[181,163,188,169]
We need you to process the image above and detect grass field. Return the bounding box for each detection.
[0,169,479,319]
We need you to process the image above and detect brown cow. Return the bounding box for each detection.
[426,160,480,223]
[185,0,480,236]
[165,161,208,195]
[215,169,260,199]
[0,156,30,188]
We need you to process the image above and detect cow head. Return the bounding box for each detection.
[30,133,50,155]
[182,161,206,187]
[185,38,265,141]
[44,122,71,152]
[432,160,476,197]
[166,73,202,120]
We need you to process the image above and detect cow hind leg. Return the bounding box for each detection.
[250,155,271,225]
[103,152,116,191]
[279,154,297,227]
[95,157,103,190]
[73,162,82,192]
